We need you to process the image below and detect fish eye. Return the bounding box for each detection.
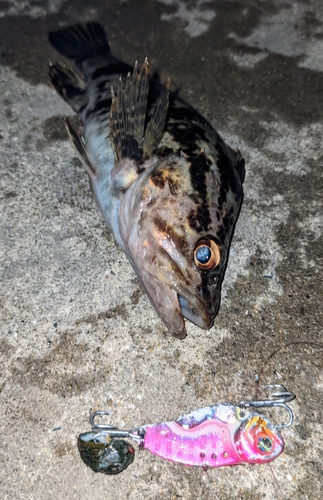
[194,239,221,270]
[257,436,273,453]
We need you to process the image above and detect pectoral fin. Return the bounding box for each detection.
[64,117,96,177]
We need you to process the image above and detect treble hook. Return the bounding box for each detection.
[89,410,144,443]
[236,384,296,429]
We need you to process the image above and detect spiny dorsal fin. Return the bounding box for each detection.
[143,77,170,158]
[110,59,169,163]
[49,62,86,113]
[64,117,96,177]
[110,59,149,162]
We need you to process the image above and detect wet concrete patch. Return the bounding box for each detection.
[10,331,112,395]
[41,114,68,143]
[76,303,130,326]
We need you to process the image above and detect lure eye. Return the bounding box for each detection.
[194,239,221,271]
[257,435,273,453]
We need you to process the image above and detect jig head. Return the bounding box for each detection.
[77,385,295,475]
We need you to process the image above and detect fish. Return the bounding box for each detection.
[48,22,245,339]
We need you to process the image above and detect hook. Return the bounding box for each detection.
[89,410,144,443]
[236,384,296,428]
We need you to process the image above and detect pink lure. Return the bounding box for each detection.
[79,386,294,474]
[138,403,284,467]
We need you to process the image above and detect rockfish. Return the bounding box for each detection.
[48,22,244,339]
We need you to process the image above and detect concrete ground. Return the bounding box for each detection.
[0,1,322,499]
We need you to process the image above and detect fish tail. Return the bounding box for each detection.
[48,22,112,112]
[48,22,110,66]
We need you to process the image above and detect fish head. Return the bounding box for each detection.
[118,150,243,338]
[234,412,284,463]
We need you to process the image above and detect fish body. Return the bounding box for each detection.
[48,22,245,338]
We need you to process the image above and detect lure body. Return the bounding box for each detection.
[139,403,284,467]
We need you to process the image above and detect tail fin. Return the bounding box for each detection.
[48,22,110,64]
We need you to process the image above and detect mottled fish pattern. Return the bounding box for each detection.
[48,22,244,339]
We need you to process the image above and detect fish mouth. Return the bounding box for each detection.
[123,249,221,338]
[178,294,214,330]
[128,261,217,339]
[146,269,219,338]
[145,281,216,339]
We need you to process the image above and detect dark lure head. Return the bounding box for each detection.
[78,432,135,475]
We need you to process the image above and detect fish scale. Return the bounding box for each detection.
[48,21,244,338]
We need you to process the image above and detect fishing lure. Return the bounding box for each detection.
[78,385,295,474]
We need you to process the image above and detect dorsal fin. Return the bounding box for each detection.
[143,77,170,158]
[110,60,170,163]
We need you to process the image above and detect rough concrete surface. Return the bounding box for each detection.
[0,1,322,499]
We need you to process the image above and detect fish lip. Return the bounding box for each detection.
[175,268,223,330]
[123,256,188,339]
[138,253,220,333]
[129,252,220,334]
[177,292,215,330]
